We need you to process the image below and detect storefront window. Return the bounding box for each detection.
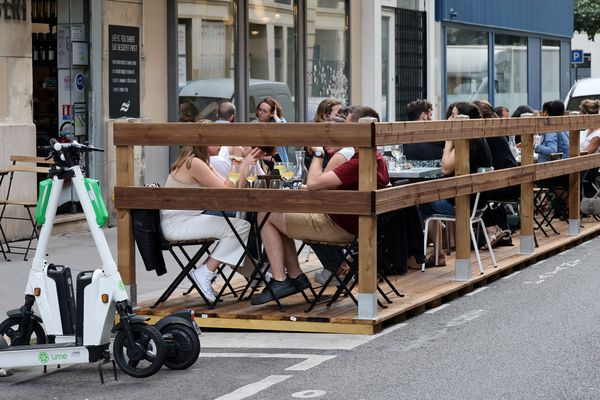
[541,39,560,103]
[177,1,234,121]
[494,34,527,113]
[446,28,488,105]
[248,0,297,121]
[306,0,349,121]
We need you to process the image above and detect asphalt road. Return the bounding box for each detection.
[2,234,600,399]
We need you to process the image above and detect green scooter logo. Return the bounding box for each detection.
[38,352,49,364]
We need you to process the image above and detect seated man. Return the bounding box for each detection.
[251,106,390,305]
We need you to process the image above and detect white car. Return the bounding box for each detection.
[564,77,600,112]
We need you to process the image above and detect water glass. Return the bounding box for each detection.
[255,178,267,189]
[269,178,282,189]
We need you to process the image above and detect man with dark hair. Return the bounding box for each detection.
[250,106,389,305]
[404,99,444,161]
[494,105,510,118]
[346,105,380,122]
[406,99,432,121]
[217,101,236,122]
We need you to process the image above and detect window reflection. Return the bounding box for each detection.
[446,28,489,104]
[494,34,527,113]
[542,39,560,103]
[306,0,349,121]
[248,1,296,121]
[177,0,235,121]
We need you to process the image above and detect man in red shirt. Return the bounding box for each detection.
[251,106,389,305]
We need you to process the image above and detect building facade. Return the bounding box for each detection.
[0,0,574,239]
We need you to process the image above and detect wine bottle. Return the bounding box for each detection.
[32,33,39,62]
[47,32,55,61]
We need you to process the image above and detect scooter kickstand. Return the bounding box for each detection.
[97,351,117,384]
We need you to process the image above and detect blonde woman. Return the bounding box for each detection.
[160,145,261,303]
[579,99,600,154]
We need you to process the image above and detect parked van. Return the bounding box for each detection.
[564,77,600,112]
[178,79,295,121]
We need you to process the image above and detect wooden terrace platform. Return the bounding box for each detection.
[135,215,600,334]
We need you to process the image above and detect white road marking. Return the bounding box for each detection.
[200,323,408,350]
[465,287,488,296]
[198,352,335,371]
[425,304,451,314]
[524,259,580,285]
[292,390,327,398]
[214,375,292,400]
[446,309,486,327]
[502,270,522,280]
[403,309,485,351]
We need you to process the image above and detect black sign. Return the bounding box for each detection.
[109,25,140,118]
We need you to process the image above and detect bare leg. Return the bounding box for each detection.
[258,212,289,281]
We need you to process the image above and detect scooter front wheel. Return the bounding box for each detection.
[0,317,47,346]
[113,324,166,378]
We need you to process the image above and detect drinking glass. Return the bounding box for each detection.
[256,178,267,189]
[282,162,295,181]
[273,162,286,176]
[246,164,258,188]
[269,178,282,189]
[228,164,241,186]
[391,144,404,168]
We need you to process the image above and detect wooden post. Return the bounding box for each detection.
[568,124,581,235]
[453,138,471,281]
[357,143,378,320]
[519,132,535,254]
[116,145,136,304]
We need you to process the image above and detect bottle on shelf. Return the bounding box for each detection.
[50,0,56,19]
[37,0,45,20]
[47,32,55,62]
[32,33,39,62]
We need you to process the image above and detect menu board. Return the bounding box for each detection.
[108,25,140,118]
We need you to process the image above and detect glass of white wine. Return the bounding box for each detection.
[274,162,286,176]
[391,144,404,170]
[282,162,295,181]
[228,164,241,186]
[246,164,258,188]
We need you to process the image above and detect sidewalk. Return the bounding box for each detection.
[0,227,316,317]
[0,227,180,317]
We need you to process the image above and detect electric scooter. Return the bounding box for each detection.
[0,140,201,382]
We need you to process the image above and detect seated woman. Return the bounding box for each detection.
[419,102,493,267]
[535,100,569,162]
[160,144,261,303]
[254,97,288,164]
[579,99,600,154]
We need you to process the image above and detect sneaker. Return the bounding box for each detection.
[315,269,355,287]
[290,273,311,291]
[191,266,217,303]
[250,278,298,305]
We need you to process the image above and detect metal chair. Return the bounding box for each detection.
[422,168,498,274]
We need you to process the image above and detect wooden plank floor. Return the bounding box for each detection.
[135,216,600,334]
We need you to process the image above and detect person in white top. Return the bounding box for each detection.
[161,143,262,303]
[579,99,600,154]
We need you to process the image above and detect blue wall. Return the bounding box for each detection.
[436,0,574,38]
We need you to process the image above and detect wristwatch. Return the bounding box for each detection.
[313,150,324,158]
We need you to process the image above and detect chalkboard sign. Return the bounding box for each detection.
[108,25,140,118]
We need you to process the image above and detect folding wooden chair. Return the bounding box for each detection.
[0,155,52,261]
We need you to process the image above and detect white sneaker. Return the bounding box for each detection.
[191,265,216,303]
[315,269,354,287]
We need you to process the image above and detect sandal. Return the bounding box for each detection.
[425,255,446,268]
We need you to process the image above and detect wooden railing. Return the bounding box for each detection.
[114,114,600,319]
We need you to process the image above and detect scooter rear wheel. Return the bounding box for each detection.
[160,323,200,370]
[0,317,47,346]
[113,324,166,378]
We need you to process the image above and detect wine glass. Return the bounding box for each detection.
[228,164,241,186]
[282,162,295,181]
[391,144,404,167]
[273,162,286,176]
[246,164,258,188]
